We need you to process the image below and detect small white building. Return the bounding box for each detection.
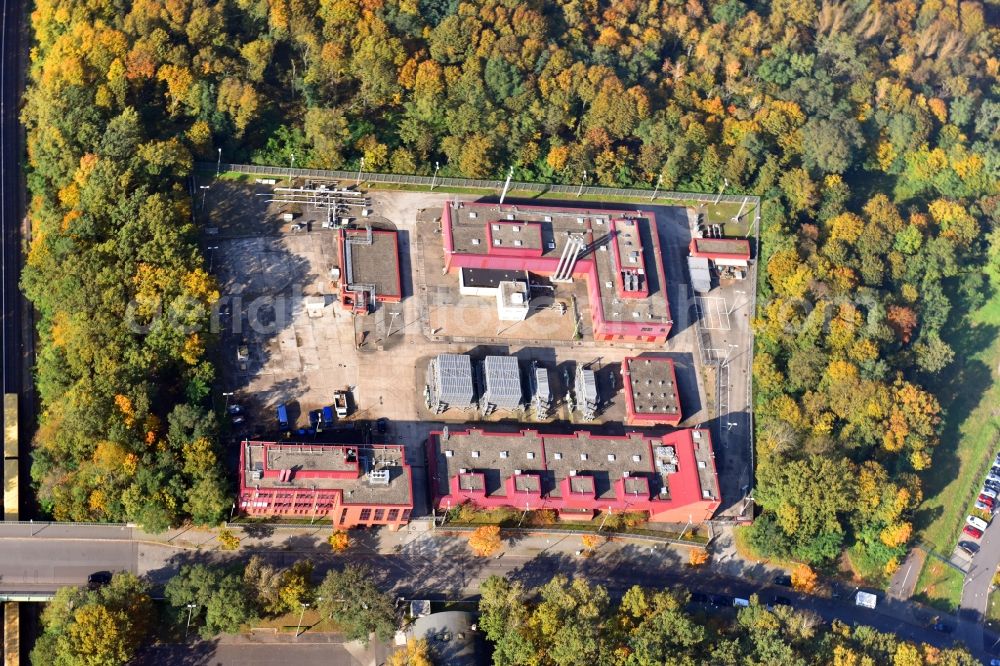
[497,281,529,321]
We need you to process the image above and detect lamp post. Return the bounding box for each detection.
[184,603,197,639]
[576,170,587,198]
[289,153,295,185]
[713,177,729,205]
[356,157,365,188]
[431,161,440,190]
[222,391,234,411]
[216,147,222,178]
[650,174,662,201]
[295,602,310,637]
[206,245,219,272]
[199,184,210,211]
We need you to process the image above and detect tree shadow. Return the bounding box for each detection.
[133,638,222,666]
[914,304,999,534]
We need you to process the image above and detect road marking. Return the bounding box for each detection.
[695,296,730,331]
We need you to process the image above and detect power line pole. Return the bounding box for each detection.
[356,157,365,188]
[431,161,440,190]
[576,170,587,198]
[650,173,662,201]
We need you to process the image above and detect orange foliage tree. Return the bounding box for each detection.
[468,526,502,557]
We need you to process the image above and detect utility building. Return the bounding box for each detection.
[441,202,672,343]
[428,428,721,523]
[426,354,475,413]
[622,357,682,426]
[238,441,413,528]
[337,226,402,314]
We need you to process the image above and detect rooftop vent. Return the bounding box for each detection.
[500,451,509,459]
[471,451,480,458]
[445,450,454,458]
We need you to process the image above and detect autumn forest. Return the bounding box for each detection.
[20,0,1000,583]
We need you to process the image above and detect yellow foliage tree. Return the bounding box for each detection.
[217,528,240,551]
[581,534,604,551]
[468,525,502,557]
[64,605,131,665]
[791,563,817,593]
[389,638,433,666]
[328,530,350,551]
[879,522,912,548]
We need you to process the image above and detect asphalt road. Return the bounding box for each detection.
[0,531,985,660]
[0,538,137,589]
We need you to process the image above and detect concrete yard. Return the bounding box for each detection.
[199,177,756,517]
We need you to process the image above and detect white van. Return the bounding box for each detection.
[967,515,989,531]
[733,597,751,608]
[982,488,998,500]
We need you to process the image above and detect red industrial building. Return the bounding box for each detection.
[428,428,720,523]
[441,202,672,343]
[337,226,403,313]
[622,356,682,426]
[238,440,413,529]
[688,237,751,266]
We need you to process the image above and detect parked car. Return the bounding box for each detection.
[276,403,289,430]
[976,500,993,512]
[87,571,113,589]
[967,515,989,531]
[963,525,984,539]
[231,415,245,425]
[773,574,792,587]
[958,540,980,555]
[979,494,995,507]
[309,409,322,428]
[227,404,242,415]
[733,597,751,608]
[982,488,998,499]
[709,594,731,608]
[767,596,793,610]
[932,622,953,634]
[376,417,389,435]
[985,478,1000,490]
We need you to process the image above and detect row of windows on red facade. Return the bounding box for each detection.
[341,508,412,524]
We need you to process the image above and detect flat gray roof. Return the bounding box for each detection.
[447,204,670,325]
[624,357,681,417]
[342,228,401,297]
[244,442,412,505]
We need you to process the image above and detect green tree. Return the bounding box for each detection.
[316,564,396,644]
